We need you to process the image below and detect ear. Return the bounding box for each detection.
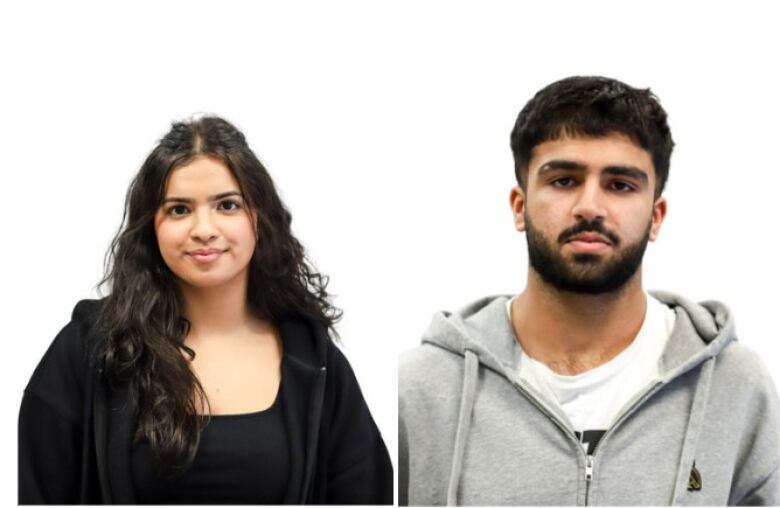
[649,196,667,241]
[510,186,527,232]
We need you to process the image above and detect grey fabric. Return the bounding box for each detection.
[398,291,780,506]
[447,350,479,506]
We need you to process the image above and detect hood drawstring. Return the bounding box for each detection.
[447,350,479,506]
[671,356,716,505]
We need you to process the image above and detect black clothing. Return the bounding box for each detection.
[131,395,289,504]
[19,299,393,504]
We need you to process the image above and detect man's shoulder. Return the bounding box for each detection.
[714,340,778,394]
[399,342,449,370]
[400,342,458,375]
[399,344,465,398]
[399,294,515,394]
[710,341,780,503]
[706,340,780,442]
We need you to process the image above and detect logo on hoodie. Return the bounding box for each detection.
[688,462,702,491]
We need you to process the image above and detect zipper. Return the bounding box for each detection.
[509,378,594,504]
[510,376,667,505]
[584,455,594,505]
[300,365,327,503]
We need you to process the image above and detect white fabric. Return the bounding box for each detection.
[507,293,676,432]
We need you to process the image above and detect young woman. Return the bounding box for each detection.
[18,116,393,504]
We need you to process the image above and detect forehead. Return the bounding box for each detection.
[163,155,240,196]
[529,133,654,176]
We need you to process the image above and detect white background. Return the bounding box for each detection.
[3,1,780,502]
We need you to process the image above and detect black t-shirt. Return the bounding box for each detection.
[131,392,288,504]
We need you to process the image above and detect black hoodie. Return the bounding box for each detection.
[19,299,393,504]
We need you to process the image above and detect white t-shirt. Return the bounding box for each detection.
[506,293,676,454]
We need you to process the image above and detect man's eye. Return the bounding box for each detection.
[552,177,575,187]
[611,181,635,192]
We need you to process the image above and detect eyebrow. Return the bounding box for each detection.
[538,159,649,184]
[161,191,243,205]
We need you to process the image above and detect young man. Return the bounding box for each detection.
[398,76,780,506]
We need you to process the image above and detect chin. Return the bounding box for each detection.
[178,272,232,289]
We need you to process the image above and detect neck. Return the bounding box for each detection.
[511,268,647,375]
[178,271,262,342]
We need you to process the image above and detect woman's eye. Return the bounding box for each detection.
[168,205,189,216]
[165,200,241,216]
[219,200,241,211]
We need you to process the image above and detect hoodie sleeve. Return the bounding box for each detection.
[319,342,394,505]
[398,397,409,506]
[737,463,780,506]
[19,391,84,503]
[729,349,780,506]
[18,301,97,504]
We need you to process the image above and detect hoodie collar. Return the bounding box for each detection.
[421,290,737,381]
[422,296,518,378]
[650,290,735,379]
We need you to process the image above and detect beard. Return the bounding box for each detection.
[525,213,651,295]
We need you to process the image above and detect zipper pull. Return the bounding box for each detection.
[585,455,594,481]
[584,455,595,505]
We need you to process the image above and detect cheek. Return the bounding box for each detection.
[224,220,257,251]
[155,222,187,254]
[527,200,560,231]
[244,226,258,253]
[618,204,654,239]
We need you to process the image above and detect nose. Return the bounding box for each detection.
[190,207,219,243]
[571,179,607,223]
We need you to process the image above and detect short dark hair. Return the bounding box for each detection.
[510,76,674,198]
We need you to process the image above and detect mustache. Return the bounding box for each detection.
[557,220,620,245]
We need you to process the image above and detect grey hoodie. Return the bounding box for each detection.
[398,291,780,505]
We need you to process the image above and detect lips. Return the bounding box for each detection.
[188,248,226,264]
[567,232,611,245]
[565,232,611,254]
[189,248,226,256]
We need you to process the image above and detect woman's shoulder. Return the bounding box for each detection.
[323,338,358,378]
[51,298,104,362]
[23,298,105,423]
[277,316,363,386]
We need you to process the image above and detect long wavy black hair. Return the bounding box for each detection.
[93,115,341,473]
